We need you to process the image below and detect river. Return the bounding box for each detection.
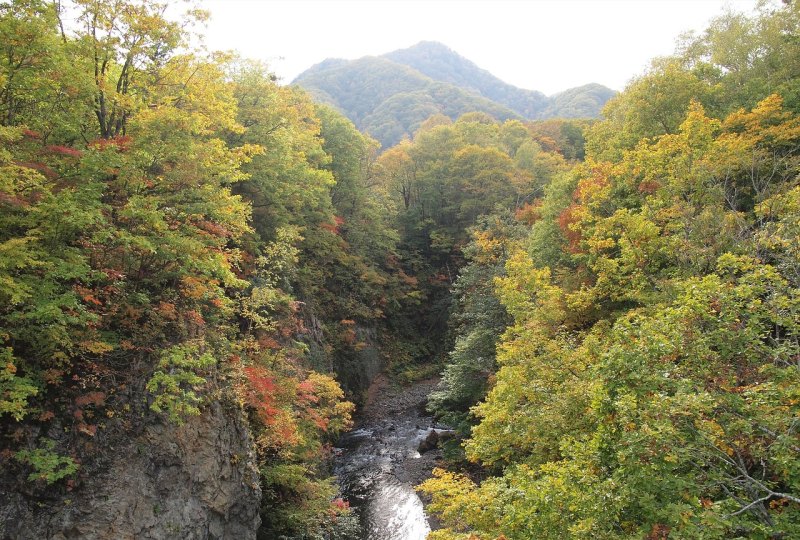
[333,377,444,540]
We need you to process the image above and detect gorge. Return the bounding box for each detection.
[1,1,799,539]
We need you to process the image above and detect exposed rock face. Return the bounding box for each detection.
[1,401,261,540]
[335,324,383,399]
[302,315,383,403]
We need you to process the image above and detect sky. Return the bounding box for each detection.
[201,0,758,95]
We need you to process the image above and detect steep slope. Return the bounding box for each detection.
[293,41,615,147]
[1,398,261,539]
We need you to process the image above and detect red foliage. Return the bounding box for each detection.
[431,273,449,284]
[321,216,345,235]
[22,129,40,139]
[0,191,29,208]
[298,380,329,431]
[46,145,83,158]
[557,203,584,254]
[297,379,318,402]
[243,366,279,425]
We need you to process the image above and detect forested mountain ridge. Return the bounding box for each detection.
[293,41,615,147]
[295,55,522,148]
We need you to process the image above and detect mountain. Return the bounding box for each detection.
[384,41,549,118]
[295,55,522,148]
[293,41,615,147]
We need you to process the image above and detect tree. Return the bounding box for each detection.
[70,0,204,138]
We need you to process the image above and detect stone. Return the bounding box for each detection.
[417,430,439,453]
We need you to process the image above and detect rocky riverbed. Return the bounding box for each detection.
[333,376,448,539]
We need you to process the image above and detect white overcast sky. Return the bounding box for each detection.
[200,0,758,95]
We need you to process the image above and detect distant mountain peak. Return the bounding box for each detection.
[293,43,615,148]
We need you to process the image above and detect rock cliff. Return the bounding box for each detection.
[1,400,260,540]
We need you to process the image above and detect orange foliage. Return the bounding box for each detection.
[533,135,560,154]
[557,204,584,254]
[75,285,102,306]
[183,310,205,327]
[257,335,281,350]
[515,199,542,225]
[638,179,661,194]
[156,301,177,320]
[647,524,671,540]
[90,135,132,152]
[77,423,97,437]
[320,222,339,234]
[181,276,210,300]
[74,391,106,408]
[196,220,231,238]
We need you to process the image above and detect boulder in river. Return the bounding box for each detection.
[418,429,439,453]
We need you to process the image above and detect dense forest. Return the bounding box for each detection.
[420,2,800,538]
[0,0,798,539]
